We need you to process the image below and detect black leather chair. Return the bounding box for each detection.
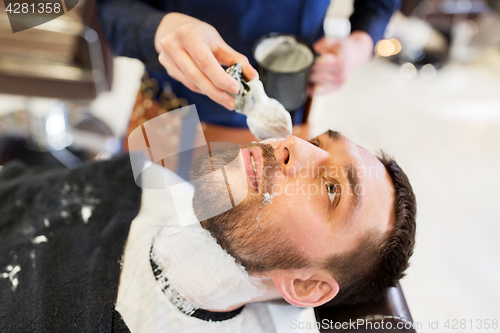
[315,283,416,332]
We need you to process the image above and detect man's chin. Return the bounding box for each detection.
[191,141,277,222]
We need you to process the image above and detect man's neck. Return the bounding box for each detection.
[205,277,283,312]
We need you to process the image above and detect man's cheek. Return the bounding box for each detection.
[297,183,306,196]
[191,170,234,220]
[224,155,248,205]
[306,183,319,201]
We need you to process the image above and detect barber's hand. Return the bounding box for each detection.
[154,13,258,110]
[308,31,373,96]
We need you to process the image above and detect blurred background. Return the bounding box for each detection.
[1,0,499,332]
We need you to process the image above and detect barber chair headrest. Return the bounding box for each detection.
[314,282,416,333]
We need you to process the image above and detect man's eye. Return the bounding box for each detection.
[325,182,337,204]
[309,139,320,147]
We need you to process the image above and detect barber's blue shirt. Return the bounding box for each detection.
[96,0,400,127]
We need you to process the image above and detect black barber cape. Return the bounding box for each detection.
[0,155,141,332]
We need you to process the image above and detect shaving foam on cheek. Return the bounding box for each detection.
[263,192,274,205]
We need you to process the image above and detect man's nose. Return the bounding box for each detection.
[275,135,328,177]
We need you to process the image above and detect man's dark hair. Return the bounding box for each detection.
[322,152,416,307]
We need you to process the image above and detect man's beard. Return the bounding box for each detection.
[191,142,309,274]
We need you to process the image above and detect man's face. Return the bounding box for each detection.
[193,130,396,270]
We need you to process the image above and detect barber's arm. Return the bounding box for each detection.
[95,0,166,70]
[154,13,257,110]
[96,0,257,110]
[308,0,402,96]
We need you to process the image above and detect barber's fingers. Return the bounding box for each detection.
[308,61,346,96]
[312,54,344,72]
[313,36,341,54]
[308,69,346,85]
[168,48,236,110]
[309,55,346,86]
[214,43,259,80]
[182,40,240,94]
[159,52,201,94]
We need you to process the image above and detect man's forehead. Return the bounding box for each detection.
[315,130,382,170]
[314,130,395,233]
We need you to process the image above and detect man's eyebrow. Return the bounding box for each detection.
[324,130,363,220]
[321,129,362,219]
[326,130,342,142]
[344,163,362,219]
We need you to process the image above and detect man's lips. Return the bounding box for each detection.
[241,147,263,192]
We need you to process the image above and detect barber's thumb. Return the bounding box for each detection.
[242,63,259,81]
[217,44,258,80]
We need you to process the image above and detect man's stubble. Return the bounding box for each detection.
[191,143,310,274]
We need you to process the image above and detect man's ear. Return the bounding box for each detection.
[272,270,339,307]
